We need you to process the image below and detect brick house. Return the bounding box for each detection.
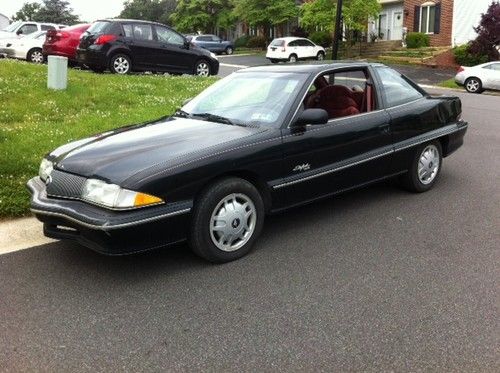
[370,0,493,47]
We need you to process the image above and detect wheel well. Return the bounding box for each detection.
[466,76,481,83]
[109,50,133,65]
[198,171,272,213]
[290,53,297,58]
[26,47,42,58]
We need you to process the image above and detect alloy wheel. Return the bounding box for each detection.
[209,193,257,252]
[113,56,130,74]
[196,62,210,76]
[465,78,480,93]
[317,52,324,61]
[289,55,297,63]
[30,50,44,64]
[418,144,440,185]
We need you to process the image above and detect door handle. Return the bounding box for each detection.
[378,123,390,133]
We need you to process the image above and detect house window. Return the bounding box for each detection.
[419,3,436,34]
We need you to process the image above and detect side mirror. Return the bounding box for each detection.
[292,109,328,127]
[183,40,190,49]
[16,29,23,35]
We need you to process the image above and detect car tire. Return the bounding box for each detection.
[288,54,298,63]
[109,54,132,74]
[316,51,325,61]
[400,141,442,193]
[225,46,234,55]
[194,60,211,76]
[27,48,44,64]
[464,77,482,94]
[189,177,265,263]
[270,59,278,64]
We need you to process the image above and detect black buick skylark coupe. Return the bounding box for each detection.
[28,62,468,262]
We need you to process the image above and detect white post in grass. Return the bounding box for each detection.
[47,55,68,90]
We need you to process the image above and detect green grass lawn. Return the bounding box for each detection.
[437,78,462,89]
[0,59,216,218]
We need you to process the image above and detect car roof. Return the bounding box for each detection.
[97,18,169,27]
[272,37,309,41]
[237,61,385,74]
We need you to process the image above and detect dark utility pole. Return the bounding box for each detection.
[331,0,343,60]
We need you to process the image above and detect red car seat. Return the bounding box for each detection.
[307,85,360,119]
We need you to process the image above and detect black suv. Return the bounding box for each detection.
[76,19,219,76]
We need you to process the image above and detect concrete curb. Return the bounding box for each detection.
[0,217,54,255]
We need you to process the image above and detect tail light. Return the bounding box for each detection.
[94,34,117,45]
[457,66,465,73]
[46,29,69,41]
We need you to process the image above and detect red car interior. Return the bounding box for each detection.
[305,74,376,120]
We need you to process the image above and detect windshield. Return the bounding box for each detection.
[182,72,307,127]
[2,21,21,32]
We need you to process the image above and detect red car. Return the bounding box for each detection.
[43,23,90,63]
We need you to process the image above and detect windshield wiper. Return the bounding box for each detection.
[191,113,236,126]
[172,109,192,118]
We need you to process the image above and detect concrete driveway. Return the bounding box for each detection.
[0,89,499,371]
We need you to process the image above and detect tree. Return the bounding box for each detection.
[342,0,381,55]
[12,2,41,21]
[170,0,234,34]
[469,1,500,61]
[233,0,298,40]
[300,0,337,33]
[120,0,176,25]
[33,0,79,24]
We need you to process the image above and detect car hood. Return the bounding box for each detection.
[0,31,17,40]
[50,116,267,185]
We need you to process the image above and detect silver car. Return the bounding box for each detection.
[455,61,500,94]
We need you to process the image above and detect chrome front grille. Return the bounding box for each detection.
[46,170,86,199]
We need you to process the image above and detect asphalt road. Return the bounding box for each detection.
[218,54,458,85]
[1,89,499,372]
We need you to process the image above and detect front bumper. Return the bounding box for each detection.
[27,177,192,255]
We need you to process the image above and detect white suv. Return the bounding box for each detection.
[266,37,325,63]
[0,21,67,40]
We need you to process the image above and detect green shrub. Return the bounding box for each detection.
[309,31,333,48]
[247,35,267,49]
[234,35,250,48]
[406,32,430,48]
[453,44,489,66]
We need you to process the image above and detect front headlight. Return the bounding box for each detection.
[82,179,163,209]
[39,158,53,182]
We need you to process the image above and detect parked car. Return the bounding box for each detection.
[28,62,468,263]
[0,21,66,40]
[76,19,219,76]
[454,61,500,93]
[0,31,46,63]
[43,23,90,63]
[189,34,234,55]
[266,37,325,63]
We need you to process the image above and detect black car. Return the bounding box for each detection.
[76,19,219,76]
[28,62,468,263]
[189,34,235,55]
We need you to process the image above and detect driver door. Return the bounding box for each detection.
[277,68,393,206]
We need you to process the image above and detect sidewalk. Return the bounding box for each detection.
[0,217,54,255]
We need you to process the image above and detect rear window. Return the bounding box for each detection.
[86,21,111,34]
[270,39,285,47]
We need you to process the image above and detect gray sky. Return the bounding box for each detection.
[0,0,125,23]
